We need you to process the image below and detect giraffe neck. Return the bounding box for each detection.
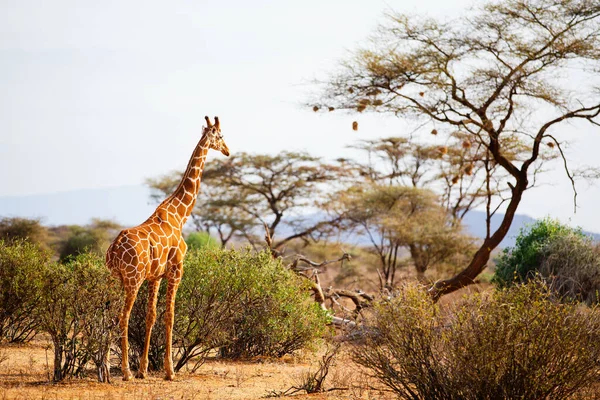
[160,135,210,227]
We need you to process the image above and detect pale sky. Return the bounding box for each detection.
[1,0,600,231]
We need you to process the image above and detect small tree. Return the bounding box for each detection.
[0,216,52,251]
[319,0,600,299]
[127,247,329,372]
[54,219,121,262]
[35,252,122,382]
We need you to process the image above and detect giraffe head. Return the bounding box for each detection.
[203,116,230,156]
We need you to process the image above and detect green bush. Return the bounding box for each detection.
[217,248,329,359]
[492,218,586,287]
[0,240,47,343]
[355,283,600,399]
[173,247,248,371]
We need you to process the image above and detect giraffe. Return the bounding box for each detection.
[106,116,229,381]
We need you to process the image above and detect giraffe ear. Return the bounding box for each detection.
[204,116,213,128]
[214,116,220,130]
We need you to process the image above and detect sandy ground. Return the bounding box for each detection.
[0,338,393,400]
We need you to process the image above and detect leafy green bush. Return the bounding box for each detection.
[355,283,600,399]
[493,218,585,287]
[173,247,247,371]
[35,252,122,382]
[0,240,47,343]
[213,248,329,359]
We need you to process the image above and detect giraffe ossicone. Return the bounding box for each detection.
[106,116,229,381]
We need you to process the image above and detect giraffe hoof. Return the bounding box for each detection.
[122,370,134,381]
[164,372,175,381]
[135,371,147,379]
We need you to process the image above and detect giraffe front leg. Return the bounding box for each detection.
[163,277,181,380]
[137,279,161,379]
[119,287,139,381]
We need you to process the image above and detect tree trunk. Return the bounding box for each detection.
[428,180,526,301]
[53,338,63,382]
[410,245,428,283]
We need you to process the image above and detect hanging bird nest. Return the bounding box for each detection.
[419,92,425,97]
[462,140,472,149]
[366,89,382,96]
[452,176,460,184]
[312,105,319,112]
[438,146,448,155]
[328,106,335,112]
[547,141,555,148]
[431,129,438,135]
[465,164,474,176]
[352,121,359,131]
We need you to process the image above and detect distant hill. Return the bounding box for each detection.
[0,185,156,227]
[461,211,538,248]
[1,185,598,247]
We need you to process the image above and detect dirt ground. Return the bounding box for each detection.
[0,338,394,400]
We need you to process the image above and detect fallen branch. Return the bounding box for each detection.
[262,222,374,326]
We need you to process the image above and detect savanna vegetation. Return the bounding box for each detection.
[2,0,600,399]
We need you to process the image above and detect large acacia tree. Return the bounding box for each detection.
[319,0,600,299]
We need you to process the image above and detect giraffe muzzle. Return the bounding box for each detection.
[221,144,230,157]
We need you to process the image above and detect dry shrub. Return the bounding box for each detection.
[539,232,600,305]
[354,283,600,400]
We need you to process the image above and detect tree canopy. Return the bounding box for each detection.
[318,0,600,298]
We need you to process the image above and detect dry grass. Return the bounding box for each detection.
[0,337,393,400]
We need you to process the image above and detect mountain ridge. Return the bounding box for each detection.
[1,185,596,248]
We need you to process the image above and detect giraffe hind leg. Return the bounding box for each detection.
[137,279,161,379]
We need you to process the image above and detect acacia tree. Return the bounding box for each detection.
[148,151,346,250]
[332,185,473,286]
[320,0,600,299]
[206,151,346,250]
